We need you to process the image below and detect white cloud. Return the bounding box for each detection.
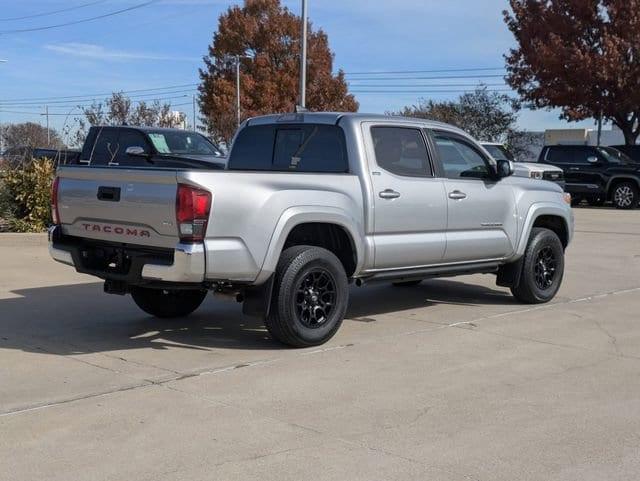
[44,42,199,62]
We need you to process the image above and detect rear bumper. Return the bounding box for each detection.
[48,226,205,285]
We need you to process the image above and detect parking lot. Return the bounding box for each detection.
[0,208,639,480]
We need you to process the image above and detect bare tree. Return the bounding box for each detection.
[1,122,65,150]
[75,92,186,145]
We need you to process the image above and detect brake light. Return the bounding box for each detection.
[176,184,211,243]
[51,176,60,225]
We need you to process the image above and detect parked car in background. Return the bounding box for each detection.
[1,146,80,167]
[50,113,573,347]
[611,145,640,163]
[539,145,640,209]
[481,142,565,189]
[74,126,226,169]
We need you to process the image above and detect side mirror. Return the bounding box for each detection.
[587,156,599,164]
[496,159,515,178]
[125,146,147,156]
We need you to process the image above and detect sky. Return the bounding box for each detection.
[0,0,596,143]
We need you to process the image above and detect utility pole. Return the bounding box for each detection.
[299,0,308,110]
[45,105,50,146]
[236,55,241,127]
[192,95,197,131]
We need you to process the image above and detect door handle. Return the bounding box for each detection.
[379,189,401,199]
[448,190,467,200]
[97,186,121,202]
[569,167,580,171]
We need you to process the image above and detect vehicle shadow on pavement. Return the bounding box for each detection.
[347,279,516,319]
[0,279,515,355]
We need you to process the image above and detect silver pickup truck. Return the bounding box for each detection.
[50,113,574,347]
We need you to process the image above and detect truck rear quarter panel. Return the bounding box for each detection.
[178,170,366,283]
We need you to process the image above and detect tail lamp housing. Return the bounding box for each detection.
[176,184,212,243]
[51,176,61,225]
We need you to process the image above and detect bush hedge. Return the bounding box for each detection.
[0,158,55,232]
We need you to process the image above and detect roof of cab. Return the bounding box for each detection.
[245,112,468,136]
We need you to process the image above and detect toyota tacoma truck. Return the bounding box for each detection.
[49,113,574,347]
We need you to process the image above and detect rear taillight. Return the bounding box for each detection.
[51,176,60,225]
[176,184,211,243]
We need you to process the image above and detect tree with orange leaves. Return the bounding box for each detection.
[198,0,358,145]
[504,0,640,144]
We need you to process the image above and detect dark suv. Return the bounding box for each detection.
[539,145,640,209]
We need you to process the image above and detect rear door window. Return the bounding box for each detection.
[229,124,348,173]
[370,127,432,177]
[546,147,576,164]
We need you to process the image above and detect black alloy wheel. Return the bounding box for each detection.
[294,268,337,328]
[533,246,557,290]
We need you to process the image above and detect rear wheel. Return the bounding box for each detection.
[130,287,207,318]
[511,228,564,304]
[266,246,349,348]
[612,181,638,209]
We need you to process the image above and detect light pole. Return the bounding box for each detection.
[226,54,252,128]
[236,55,241,127]
[299,0,308,110]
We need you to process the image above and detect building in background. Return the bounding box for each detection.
[544,125,627,147]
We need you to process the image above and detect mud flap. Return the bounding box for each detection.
[242,275,275,319]
[496,258,524,289]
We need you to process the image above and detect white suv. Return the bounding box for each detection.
[482,142,565,189]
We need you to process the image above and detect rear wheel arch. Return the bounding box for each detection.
[282,222,358,277]
[257,208,364,283]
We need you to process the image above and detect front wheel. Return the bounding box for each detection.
[511,228,565,304]
[266,246,349,348]
[612,182,638,209]
[130,287,207,318]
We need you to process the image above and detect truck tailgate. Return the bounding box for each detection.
[57,167,180,249]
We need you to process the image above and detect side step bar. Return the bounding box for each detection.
[354,261,501,286]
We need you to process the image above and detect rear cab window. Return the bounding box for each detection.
[228,124,349,173]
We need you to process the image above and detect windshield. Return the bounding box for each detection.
[482,144,515,162]
[147,131,223,157]
[597,147,633,165]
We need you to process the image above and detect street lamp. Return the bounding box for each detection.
[224,54,252,127]
[299,0,308,110]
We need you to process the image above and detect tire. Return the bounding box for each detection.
[612,181,638,209]
[392,279,423,287]
[511,228,565,304]
[266,246,349,348]
[130,287,207,318]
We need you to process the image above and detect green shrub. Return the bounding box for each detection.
[0,158,55,232]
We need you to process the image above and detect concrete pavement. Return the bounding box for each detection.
[1,208,639,480]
